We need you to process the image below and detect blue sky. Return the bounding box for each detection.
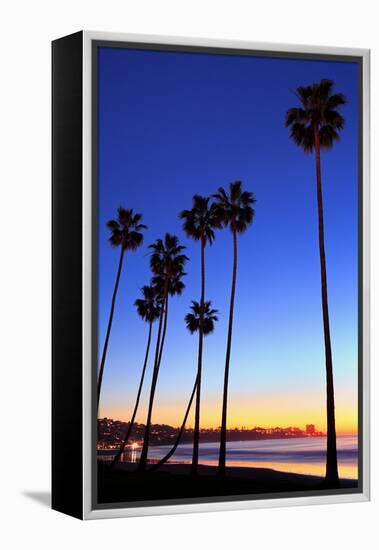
[97,46,359,432]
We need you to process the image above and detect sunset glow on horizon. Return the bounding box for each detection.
[99,386,358,435]
[99,401,358,435]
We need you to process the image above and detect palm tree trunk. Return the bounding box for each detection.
[192,240,205,474]
[111,321,153,468]
[138,283,169,471]
[218,227,238,475]
[314,126,339,485]
[149,372,199,472]
[97,247,125,409]
[156,292,169,373]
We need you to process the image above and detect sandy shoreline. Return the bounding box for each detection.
[111,461,357,487]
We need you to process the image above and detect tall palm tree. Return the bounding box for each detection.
[138,234,188,471]
[285,79,346,485]
[213,181,256,475]
[179,196,219,473]
[97,207,147,408]
[111,285,162,468]
[149,300,218,472]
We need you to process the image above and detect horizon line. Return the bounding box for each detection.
[98,417,357,435]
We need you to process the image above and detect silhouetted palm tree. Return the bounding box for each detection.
[97,207,147,408]
[185,300,219,335]
[213,181,256,475]
[138,234,188,471]
[180,196,219,473]
[285,79,346,485]
[149,301,218,472]
[111,285,162,468]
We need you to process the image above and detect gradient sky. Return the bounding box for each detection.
[97,46,359,434]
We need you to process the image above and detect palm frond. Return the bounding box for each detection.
[106,219,119,231]
[289,123,315,152]
[117,207,132,226]
[319,125,340,149]
[184,313,199,334]
[125,231,144,251]
[326,92,347,110]
[109,232,122,247]
[323,110,345,130]
[230,181,242,202]
[134,223,148,232]
[285,107,307,127]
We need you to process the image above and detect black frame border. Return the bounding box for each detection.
[52,30,84,519]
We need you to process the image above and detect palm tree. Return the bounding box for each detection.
[149,300,218,472]
[285,79,346,486]
[138,234,188,471]
[111,285,162,468]
[97,207,147,409]
[213,181,256,475]
[179,196,219,473]
[185,300,219,336]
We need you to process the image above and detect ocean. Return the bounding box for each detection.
[144,435,358,479]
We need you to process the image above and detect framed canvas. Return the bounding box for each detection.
[52,31,370,520]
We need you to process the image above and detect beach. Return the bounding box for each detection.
[98,435,359,504]
[98,461,358,505]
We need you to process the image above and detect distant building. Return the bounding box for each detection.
[306,424,316,435]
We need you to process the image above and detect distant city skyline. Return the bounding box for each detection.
[98,417,325,434]
[97,46,359,435]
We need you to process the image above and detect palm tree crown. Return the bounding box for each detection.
[285,79,346,153]
[179,195,220,245]
[152,273,186,298]
[213,181,256,233]
[107,207,147,250]
[185,301,219,335]
[149,233,188,281]
[134,285,163,324]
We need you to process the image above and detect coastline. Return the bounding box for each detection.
[112,461,358,484]
[98,434,358,480]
